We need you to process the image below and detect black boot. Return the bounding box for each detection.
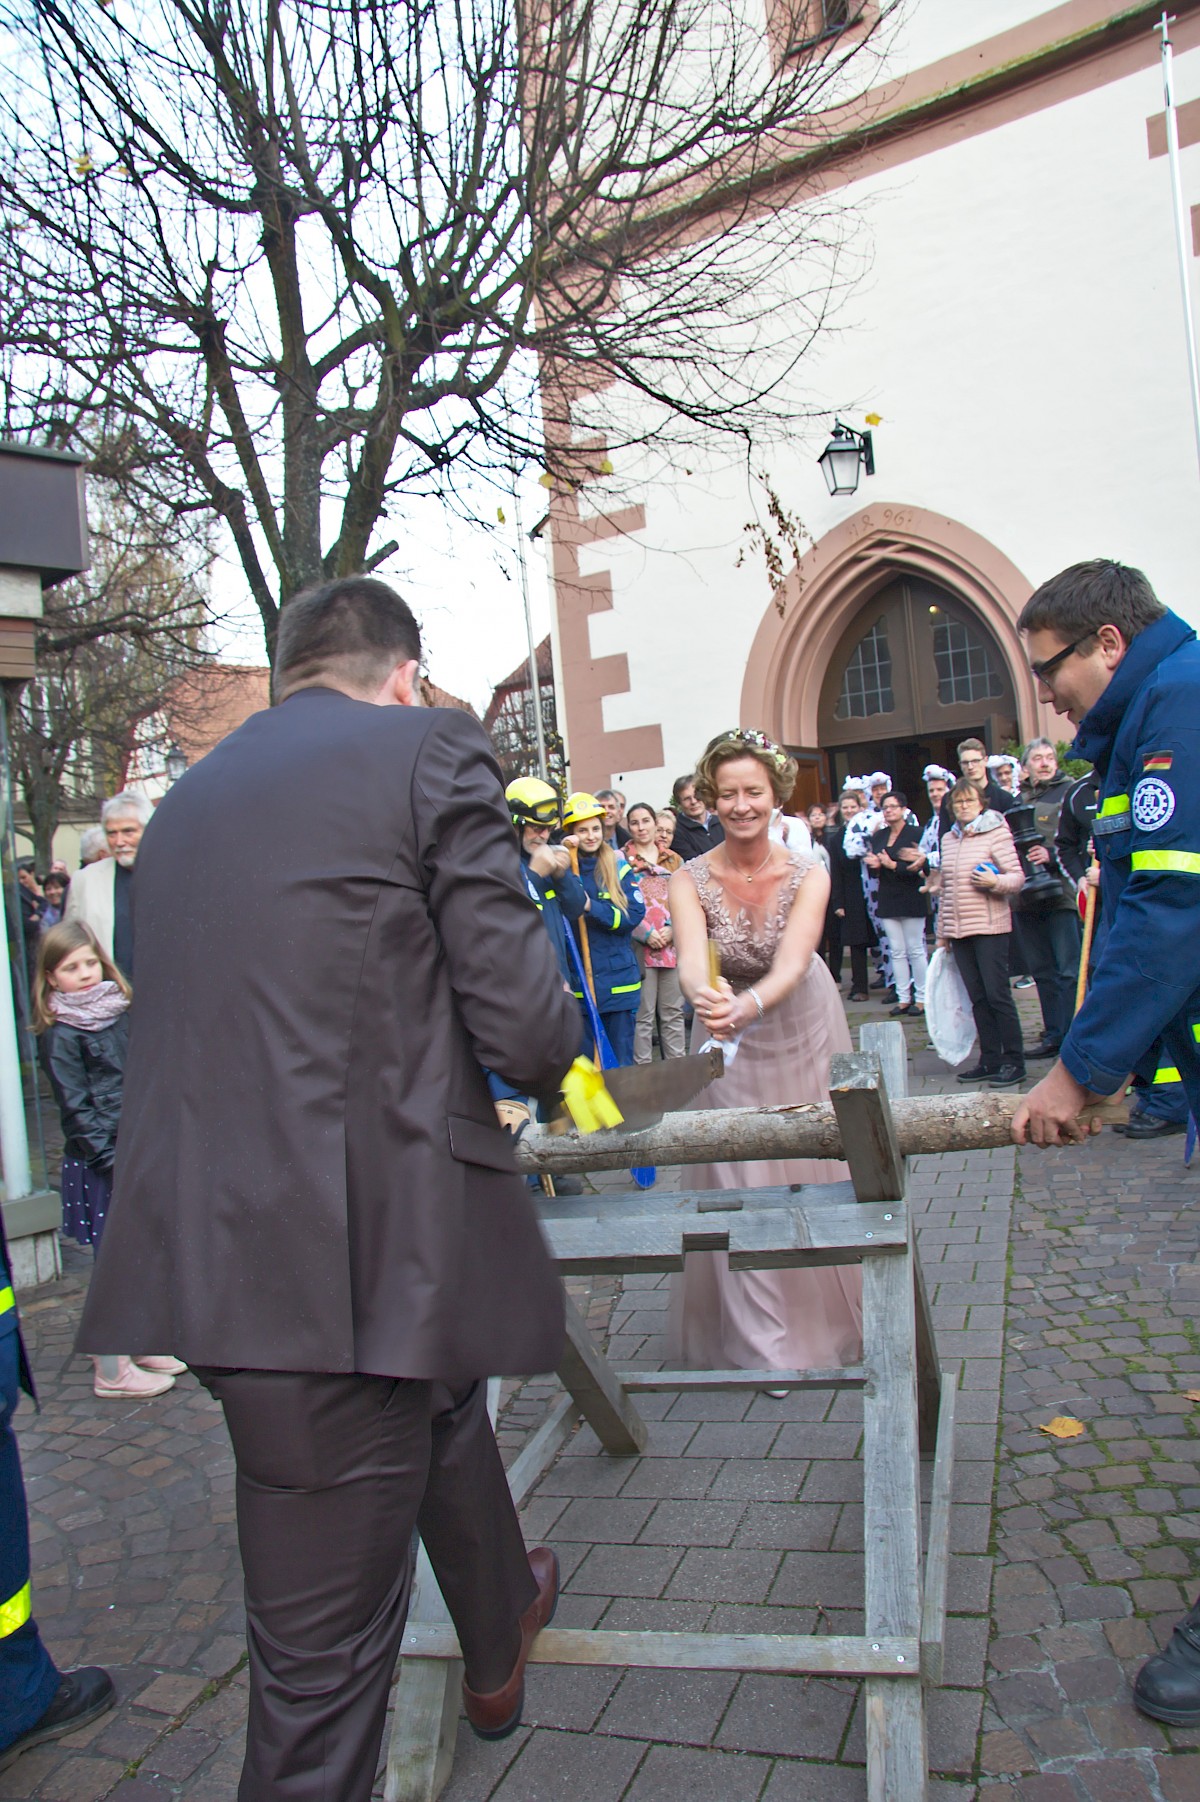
[1133,1597,1200,1726]
[0,1668,116,1773]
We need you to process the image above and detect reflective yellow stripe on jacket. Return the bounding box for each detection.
[1130,850,1200,875]
[1098,794,1129,818]
[0,1580,31,1638]
[0,1285,13,1320]
[1154,1067,1182,1085]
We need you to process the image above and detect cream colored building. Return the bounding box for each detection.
[545,1,1200,808]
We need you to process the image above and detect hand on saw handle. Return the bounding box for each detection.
[693,976,741,1040]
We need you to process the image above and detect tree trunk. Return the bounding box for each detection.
[513,1093,1116,1177]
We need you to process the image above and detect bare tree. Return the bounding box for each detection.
[7,487,211,866]
[0,0,894,661]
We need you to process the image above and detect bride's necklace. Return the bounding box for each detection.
[720,844,775,884]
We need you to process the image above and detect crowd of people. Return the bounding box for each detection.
[564,732,1103,1102]
[5,558,1200,1787]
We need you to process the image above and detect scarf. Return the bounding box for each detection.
[50,979,130,1032]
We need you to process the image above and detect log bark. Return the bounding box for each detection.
[514,1092,1039,1176]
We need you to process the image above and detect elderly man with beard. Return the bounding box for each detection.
[64,791,153,980]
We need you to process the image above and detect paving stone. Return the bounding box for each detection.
[489,1726,646,1800]
[622,1744,770,1801]
[715,1673,856,1758]
[595,1669,737,1745]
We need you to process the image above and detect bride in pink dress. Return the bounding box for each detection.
[666,729,863,1371]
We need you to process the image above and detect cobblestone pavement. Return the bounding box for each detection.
[977,1129,1200,1802]
[4,990,1200,1799]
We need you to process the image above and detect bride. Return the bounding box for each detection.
[666,729,863,1371]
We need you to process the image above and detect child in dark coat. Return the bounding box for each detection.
[33,923,182,1400]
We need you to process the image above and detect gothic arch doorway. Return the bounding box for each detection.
[820,576,1020,806]
[739,505,1051,813]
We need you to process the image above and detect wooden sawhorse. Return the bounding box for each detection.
[388,1022,956,1802]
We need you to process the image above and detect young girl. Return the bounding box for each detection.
[561,792,645,1066]
[624,801,686,1063]
[33,923,183,1400]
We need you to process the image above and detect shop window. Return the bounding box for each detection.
[835,615,894,719]
[932,612,1004,707]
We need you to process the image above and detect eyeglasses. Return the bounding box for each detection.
[1030,634,1095,686]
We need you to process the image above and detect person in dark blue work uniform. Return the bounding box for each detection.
[505,777,589,997]
[1012,559,1200,1727]
[1057,771,1190,1138]
[0,1216,114,1775]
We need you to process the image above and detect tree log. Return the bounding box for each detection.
[515,1092,1030,1176]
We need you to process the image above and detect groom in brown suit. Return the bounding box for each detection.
[78,577,581,1800]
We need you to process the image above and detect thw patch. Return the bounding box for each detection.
[1132,777,1176,832]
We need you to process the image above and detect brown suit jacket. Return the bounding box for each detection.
[77,689,579,1380]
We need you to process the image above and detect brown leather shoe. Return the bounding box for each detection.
[461,1546,559,1739]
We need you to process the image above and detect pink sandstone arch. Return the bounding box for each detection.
[739,503,1060,751]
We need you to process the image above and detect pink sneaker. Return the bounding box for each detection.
[133,1356,187,1376]
[91,1356,176,1399]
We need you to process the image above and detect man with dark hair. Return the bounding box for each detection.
[271,573,423,700]
[938,737,1015,829]
[670,774,725,859]
[1012,559,1200,1727]
[79,575,581,1798]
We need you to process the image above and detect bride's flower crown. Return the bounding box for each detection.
[716,727,791,774]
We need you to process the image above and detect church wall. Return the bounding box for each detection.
[551,16,1200,797]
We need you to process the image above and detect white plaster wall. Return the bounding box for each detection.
[884,0,1052,75]
[571,39,1200,794]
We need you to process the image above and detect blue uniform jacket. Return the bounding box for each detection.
[518,847,587,987]
[570,852,645,1013]
[1059,609,1200,1113]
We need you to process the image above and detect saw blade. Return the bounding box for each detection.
[600,1046,725,1131]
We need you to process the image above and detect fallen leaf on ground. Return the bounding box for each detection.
[1038,1416,1085,1439]
[1185,1390,1200,1403]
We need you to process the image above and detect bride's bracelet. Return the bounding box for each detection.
[747,986,766,1020]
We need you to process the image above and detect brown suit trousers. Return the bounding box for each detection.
[194,1368,536,1802]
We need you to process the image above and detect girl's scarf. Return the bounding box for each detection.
[49,980,130,1032]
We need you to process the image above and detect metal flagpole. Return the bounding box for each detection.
[1158,12,1200,482]
[512,480,549,782]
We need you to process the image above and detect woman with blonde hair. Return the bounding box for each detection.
[667,729,861,1376]
[562,792,646,1065]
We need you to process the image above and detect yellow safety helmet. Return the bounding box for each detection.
[562,790,605,828]
[506,775,561,829]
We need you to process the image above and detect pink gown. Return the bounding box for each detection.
[666,850,864,1370]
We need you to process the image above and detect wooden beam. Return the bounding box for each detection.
[544,1201,906,1274]
[555,1288,648,1456]
[861,1232,928,1801]
[384,1544,460,1802]
[920,1371,958,1687]
[400,1625,923,1679]
[506,1393,579,1509]
[615,1365,866,1392]
[828,1053,906,1206]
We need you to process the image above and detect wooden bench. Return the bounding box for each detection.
[386,1022,957,1802]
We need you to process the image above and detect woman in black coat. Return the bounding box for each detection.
[828,793,876,1000]
[866,791,929,1015]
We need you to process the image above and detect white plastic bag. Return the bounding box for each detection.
[925,946,976,1068]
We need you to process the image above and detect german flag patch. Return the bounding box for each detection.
[1144,751,1174,772]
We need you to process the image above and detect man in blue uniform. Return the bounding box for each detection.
[0,1217,114,1774]
[1012,559,1200,1726]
